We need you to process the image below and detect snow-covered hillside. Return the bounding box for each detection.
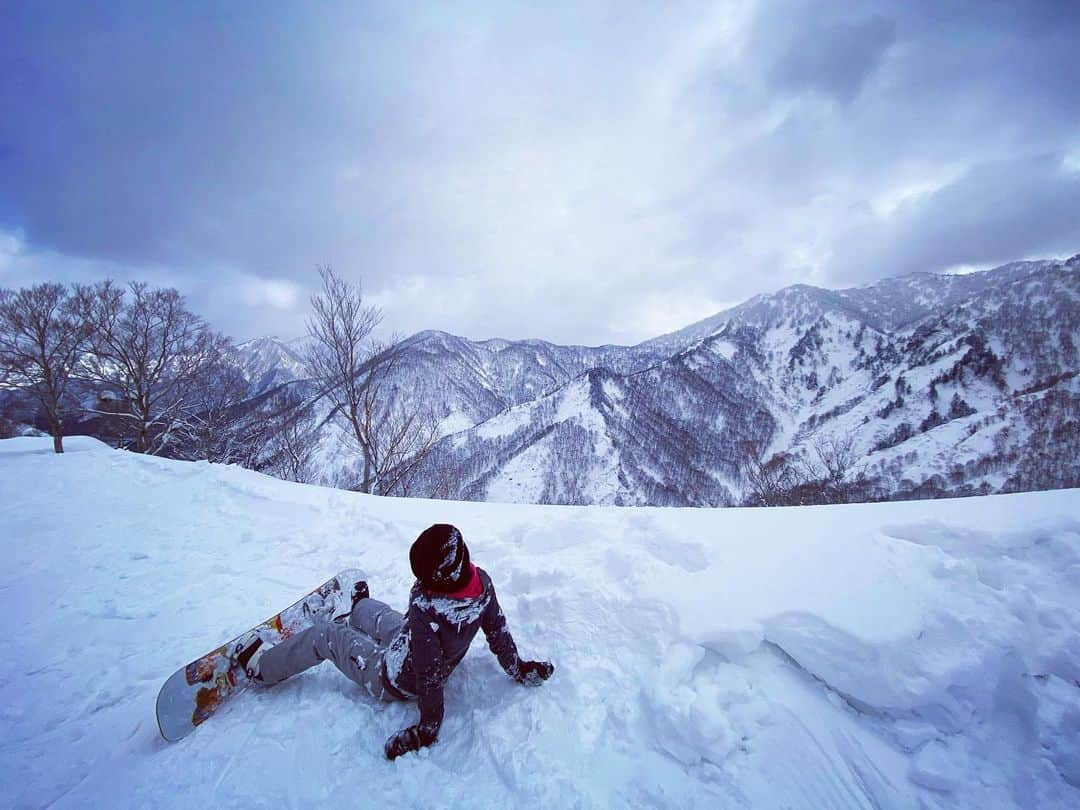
[2,437,1078,808]
[276,255,1080,506]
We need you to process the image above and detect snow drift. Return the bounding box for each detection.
[1,436,1078,808]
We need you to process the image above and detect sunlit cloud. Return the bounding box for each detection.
[235,276,303,311]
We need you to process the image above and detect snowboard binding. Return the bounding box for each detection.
[301,578,369,623]
[231,631,267,681]
[351,580,370,608]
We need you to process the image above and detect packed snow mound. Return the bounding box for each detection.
[1,437,1078,808]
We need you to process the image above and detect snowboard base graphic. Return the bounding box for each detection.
[156,568,366,741]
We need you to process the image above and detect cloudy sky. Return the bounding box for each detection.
[2,1,1078,345]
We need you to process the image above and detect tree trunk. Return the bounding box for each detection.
[51,422,64,454]
[138,407,150,453]
[362,446,373,494]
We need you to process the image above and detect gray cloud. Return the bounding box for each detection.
[2,1,1078,344]
[756,8,897,103]
[829,154,1080,282]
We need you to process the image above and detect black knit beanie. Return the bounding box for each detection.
[410,524,471,592]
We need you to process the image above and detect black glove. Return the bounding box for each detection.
[515,660,554,686]
[384,723,437,760]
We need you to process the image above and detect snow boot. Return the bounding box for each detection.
[301,579,368,623]
[232,630,267,681]
[351,580,370,610]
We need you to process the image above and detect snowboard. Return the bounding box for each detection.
[156,568,367,742]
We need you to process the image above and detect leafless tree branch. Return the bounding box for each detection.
[0,283,93,452]
[306,266,440,495]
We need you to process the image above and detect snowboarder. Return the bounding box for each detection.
[232,524,555,759]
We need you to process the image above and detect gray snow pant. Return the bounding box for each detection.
[255,598,407,703]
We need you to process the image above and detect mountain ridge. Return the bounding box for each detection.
[236,254,1080,505]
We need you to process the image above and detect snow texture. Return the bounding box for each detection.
[1,436,1078,808]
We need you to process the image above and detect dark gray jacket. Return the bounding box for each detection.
[381,567,521,741]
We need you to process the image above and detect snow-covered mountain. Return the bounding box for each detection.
[368,330,671,434]
[234,336,308,394]
[246,255,1080,505]
[2,436,1078,807]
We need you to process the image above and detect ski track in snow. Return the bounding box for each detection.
[1,436,1079,808]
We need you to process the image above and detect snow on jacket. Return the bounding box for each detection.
[381,566,521,741]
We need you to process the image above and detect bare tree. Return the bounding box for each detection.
[246,386,321,483]
[799,433,859,504]
[306,266,381,490]
[270,400,320,483]
[81,281,231,455]
[306,266,439,495]
[740,438,803,506]
[185,350,251,462]
[0,283,92,453]
[347,339,442,495]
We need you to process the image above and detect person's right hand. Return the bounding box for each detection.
[515,660,554,686]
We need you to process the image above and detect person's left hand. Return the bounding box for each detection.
[385,724,439,760]
[515,660,554,686]
[384,726,421,759]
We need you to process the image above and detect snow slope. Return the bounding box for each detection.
[1,437,1078,808]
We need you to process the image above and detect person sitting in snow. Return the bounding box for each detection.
[232,523,555,759]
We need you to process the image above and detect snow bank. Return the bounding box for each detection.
[1,437,1077,808]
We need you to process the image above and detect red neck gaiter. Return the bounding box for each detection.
[431,563,482,599]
